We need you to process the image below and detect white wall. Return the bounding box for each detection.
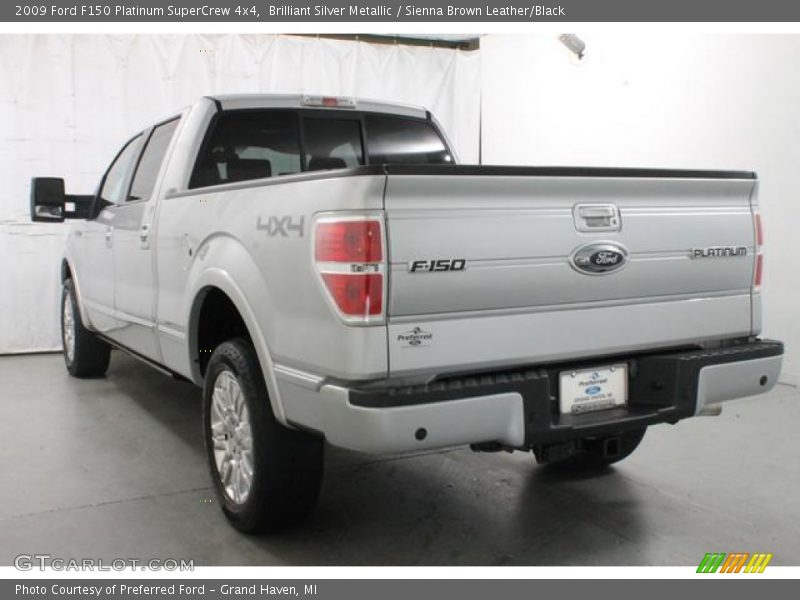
[7,33,800,384]
[481,34,800,383]
[0,34,480,353]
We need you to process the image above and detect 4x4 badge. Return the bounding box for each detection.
[257,215,304,237]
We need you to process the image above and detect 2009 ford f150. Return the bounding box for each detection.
[31,94,784,533]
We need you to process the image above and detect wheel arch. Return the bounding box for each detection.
[187,269,287,424]
[60,257,94,329]
[60,258,72,282]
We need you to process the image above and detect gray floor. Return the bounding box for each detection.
[0,352,798,566]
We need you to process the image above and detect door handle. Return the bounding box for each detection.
[578,206,615,218]
[573,204,621,232]
[139,224,151,249]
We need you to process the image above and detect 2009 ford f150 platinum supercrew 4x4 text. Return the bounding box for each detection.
[31,94,784,533]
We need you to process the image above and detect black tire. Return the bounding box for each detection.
[545,427,647,472]
[203,338,323,533]
[61,278,111,378]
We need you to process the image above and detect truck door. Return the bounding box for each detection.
[111,118,180,361]
[76,134,143,335]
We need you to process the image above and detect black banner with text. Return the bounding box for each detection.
[5,579,799,600]
[6,0,800,22]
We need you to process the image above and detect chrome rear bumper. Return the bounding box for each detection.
[277,339,784,454]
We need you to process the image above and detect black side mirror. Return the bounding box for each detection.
[31,177,65,222]
[30,177,94,222]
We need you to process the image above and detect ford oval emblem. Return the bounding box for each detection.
[585,385,602,396]
[571,242,629,275]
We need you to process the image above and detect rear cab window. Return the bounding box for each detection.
[304,118,363,171]
[365,115,452,164]
[190,111,302,189]
[189,108,453,190]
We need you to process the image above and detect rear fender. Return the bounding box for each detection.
[184,235,286,424]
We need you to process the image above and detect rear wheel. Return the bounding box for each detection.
[61,279,111,378]
[541,427,647,472]
[203,338,323,533]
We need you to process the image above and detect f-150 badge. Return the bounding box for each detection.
[571,242,628,274]
[409,259,466,273]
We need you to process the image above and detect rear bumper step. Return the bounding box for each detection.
[278,340,783,454]
[342,339,784,450]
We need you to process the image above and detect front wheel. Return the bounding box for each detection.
[203,338,323,533]
[61,279,111,378]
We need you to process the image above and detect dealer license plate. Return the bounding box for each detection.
[559,364,628,415]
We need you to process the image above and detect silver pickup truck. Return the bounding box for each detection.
[31,94,784,533]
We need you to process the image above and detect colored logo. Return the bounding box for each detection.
[696,552,772,573]
[585,386,602,395]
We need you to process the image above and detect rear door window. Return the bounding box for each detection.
[128,118,179,202]
[365,115,451,164]
[190,111,302,189]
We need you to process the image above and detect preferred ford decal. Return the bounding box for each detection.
[397,326,433,348]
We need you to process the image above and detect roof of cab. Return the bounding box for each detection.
[205,94,429,119]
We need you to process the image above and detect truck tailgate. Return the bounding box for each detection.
[383,166,758,378]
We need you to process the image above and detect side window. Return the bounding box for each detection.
[365,116,451,165]
[190,111,301,189]
[99,135,142,206]
[128,118,180,202]
[303,118,363,171]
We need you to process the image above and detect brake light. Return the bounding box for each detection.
[314,215,385,323]
[302,95,357,109]
[755,213,763,246]
[321,274,383,316]
[754,254,763,288]
[753,211,764,291]
[315,221,382,263]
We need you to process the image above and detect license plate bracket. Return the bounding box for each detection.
[559,364,628,415]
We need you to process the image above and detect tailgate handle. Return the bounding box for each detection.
[574,204,621,232]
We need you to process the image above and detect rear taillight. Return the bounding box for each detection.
[315,221,382,263]
[755,213,764,246]
[753,211,764,290]
[314,215,386,323]
[320,274,383,316]
[754,254,763,288]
